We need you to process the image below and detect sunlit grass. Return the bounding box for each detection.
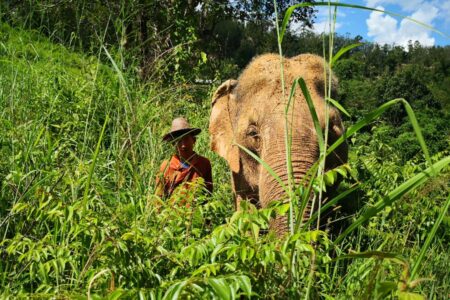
[0,1,449,298]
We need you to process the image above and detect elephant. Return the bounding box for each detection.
[208,53,348,234]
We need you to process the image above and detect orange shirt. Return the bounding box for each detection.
[156,153,213,199]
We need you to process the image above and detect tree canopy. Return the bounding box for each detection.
[0,0,316,80]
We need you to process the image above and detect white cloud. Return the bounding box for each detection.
[366,5,438,47]
[290,6,343,35]
[365,0,448,23]
[434,0,450,28]
[309,20,343,34]
[307,6,344,34]
[366,6,398,44]
[366,0,425,12]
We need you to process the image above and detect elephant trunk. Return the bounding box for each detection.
[259,133,320,234]
[259,122,319,234]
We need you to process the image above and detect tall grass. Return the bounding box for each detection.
[277,2,438,223]
[0,1,449,299]
[272,0,450,298]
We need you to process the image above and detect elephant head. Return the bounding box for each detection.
[209,53,348,233]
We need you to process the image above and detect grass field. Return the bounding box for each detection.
[0,22,449,299]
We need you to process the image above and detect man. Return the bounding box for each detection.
[155,117,213,200]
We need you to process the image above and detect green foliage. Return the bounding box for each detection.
[334,58,365,80]
[375,65,437,124]
[335,46,449,162]
[1,1,450,298]
[0,0,316,83]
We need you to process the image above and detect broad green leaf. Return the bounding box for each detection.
[251,223,260,240]
[163,281,187,300]
[324,170,336,186]
[236,275,252,296]
[327,97,350,117]
[320,293,336,300]
[211,244,226,263]
[275,203,291,215]
[240,246,247,262]
[201,51,207,63]
[67,206,74,223]
[208,278,231,300]
[106,289,125,300]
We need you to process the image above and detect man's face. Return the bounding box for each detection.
[176,134,195,159]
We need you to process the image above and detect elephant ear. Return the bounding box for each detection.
[211,79,237,105]
[209,79,240,173]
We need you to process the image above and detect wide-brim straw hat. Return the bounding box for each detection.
[162,117,201,142]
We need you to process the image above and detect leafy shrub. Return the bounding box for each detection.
[1,19,450,300]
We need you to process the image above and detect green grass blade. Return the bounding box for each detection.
[102,45,133,116]
[326,99,432,169]
[327,99,403,155]
[285,74,298,234]
[299,75,326,234]
[274,0,294,233]
[410,193,450,280]
[281,2,313,44]
[102,45,128,95]
[235,143,289,195]
[298,78,325,154]
[330,43,364,67]
[403,101,432,169]
[303,184,359,228]
[336,250,408,263]
[163,280,188,300]
[83,115,109,208]
[334,155,450,245]
[294,161,320,233]
[327,97,350,118]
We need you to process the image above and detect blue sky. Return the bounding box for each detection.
[296,0,450,47]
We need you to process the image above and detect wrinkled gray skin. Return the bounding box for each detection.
[209,54,348,235]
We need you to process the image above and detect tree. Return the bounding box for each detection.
[375,64,438,125]
[230,0,316,27]
[1,0,317,82]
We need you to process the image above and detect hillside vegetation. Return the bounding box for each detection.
[1,4,449,299]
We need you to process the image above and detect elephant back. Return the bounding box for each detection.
[235,53,337,108]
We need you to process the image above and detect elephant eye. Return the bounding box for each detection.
[246,125,259,138]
